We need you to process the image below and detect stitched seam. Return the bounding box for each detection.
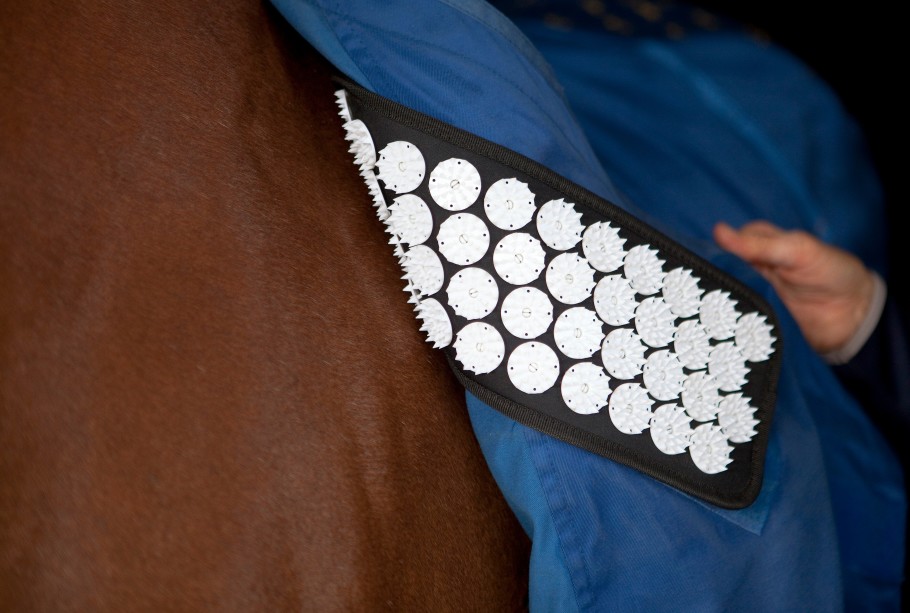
[523,427,587,612]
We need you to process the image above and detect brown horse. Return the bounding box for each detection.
[0,1,529,609]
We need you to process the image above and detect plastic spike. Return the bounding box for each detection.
[335,90,352,122]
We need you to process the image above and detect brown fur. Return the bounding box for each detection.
[0,1,530,609]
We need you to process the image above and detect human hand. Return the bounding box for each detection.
[713,221,876,354]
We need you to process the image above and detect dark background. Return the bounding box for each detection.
[700,2,905,305]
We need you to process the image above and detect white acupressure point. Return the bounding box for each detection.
[735,312,776,362]
[546,253,596,305]
[376,141,425,193]
[673,320,712,370]
[593,275,638,326]
[623,244,665,295]
[601,328,647,380]
[415,298,452,348]
[342,119,376,170]
[650,403,694,455]
[429,158,481,211]
[446,267,499,320]
[642,350,685,401]
[662,267,703,318]
[437,213,490,265]
[608,383,654,434]
[708,341,749,392]
[493,233,546,285]
[561,363,612,415]
[401,245,444,297]
[634,297,676,348]
[689,423,733,474]
[699,290,740,341]
[553,307,604,359]
[582,221,627,272]
[484,178,536,230]
[717,393,759,443]
[454,322,505,374]
[387,194,433,245]
[500,287,554,339]
[537,198,584,250]
[508,342,561,394]
[681,372,722,422]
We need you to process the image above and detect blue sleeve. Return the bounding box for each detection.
[834,295,910,459]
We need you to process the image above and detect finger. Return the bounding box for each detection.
[713,221,803,268]
[712,222,741,251]
[713,222,769,260]
[737,220,785,238]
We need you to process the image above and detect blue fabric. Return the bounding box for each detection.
[512,17,887,272]
[272,0,906,609]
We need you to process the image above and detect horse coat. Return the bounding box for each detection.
[272,0,906,610]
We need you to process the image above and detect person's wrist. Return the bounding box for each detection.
[822,271,886,365]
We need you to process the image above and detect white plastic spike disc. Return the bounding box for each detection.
[608,383,654,434]
[623,244,665,295]
[689,423,733,474]
[681,372,722,422]
[634,297,676,348]
[493,233,546,285]
[402,245,444,297]
[642,350,685,401]
[363,171,389,221]
[553,307,604,359]
[707,341,749,392]
[561,363,612,415]
[717,393,759,443]
[582,221,627,273]
[376,141,426,193]
[536,198,584,251]
[735,312,775,362]
[387,194,433,245]
[415,298,452,348]
[484,178,536,230]
[342,119,377,169]
[437,213,490,266]
[650,403,693,455]
[546,253,596,305]
[428,158,482,211]
[454,322,505,374]
[593,275,638,326]
[335,89,352,122]
[446,267,499,320]
[673,320,712,370]
[662,267,703,318]
[507,342,561,394]
[699,289,740,341]
[601,328,647,380]
[500,287,554,339]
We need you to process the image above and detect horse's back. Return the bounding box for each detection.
[0,1,528,609]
